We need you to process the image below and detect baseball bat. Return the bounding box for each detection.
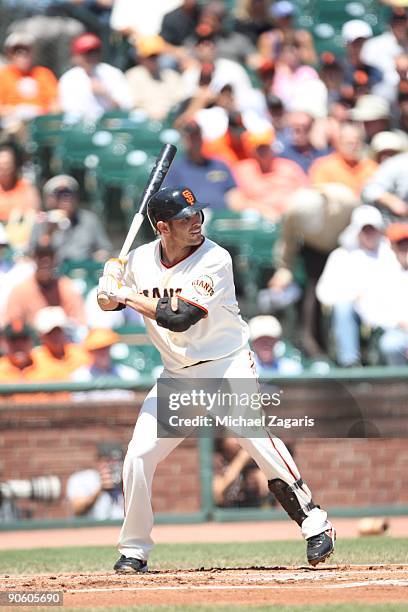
[98,143,177,307]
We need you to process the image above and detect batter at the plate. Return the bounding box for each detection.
[97,186,335,573]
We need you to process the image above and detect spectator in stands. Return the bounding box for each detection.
[163,121,245,212]
[362,7,408,91]
[396,80,408,132]
[249,315,302,374]
[72,328,135,382]
[265,93,288,150]
[232,129,308,221]
[266,185,358,357]
[0,319,61,382]
[377,223,408,365]
[349,95,391,142]
[32,306,90,379]
[181,30,254,115]
[66,441,124,519]
[46,0,113,61]
[160,0,201,50]
[258,0,317,66]
[125,36,187,121]
[0,224,13,280]
[29,175,112,262]
[233,0,274,46]
[340,20,383,93]
[71,328,136,401]
[0,32,59,132]
[309,122,378,195]
[176,84,252,166]
[58,33,132,120]
[270,41,322,109]
[370,131,407,165]
[5,5,84,78]
[362,150,408,220]
[110,0,180,39]
[319,52,345,106]
[0,142,40,235]
[3,240,86,328]
[213,437,271,508]
[193,1,257,67]
[316,205,396,366]
[279,111,330,173]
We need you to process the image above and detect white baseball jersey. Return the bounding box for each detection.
[123,237,249,371]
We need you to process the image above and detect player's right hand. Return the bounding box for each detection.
[103,258,126,282]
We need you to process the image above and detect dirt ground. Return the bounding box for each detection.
[2,564,408,607]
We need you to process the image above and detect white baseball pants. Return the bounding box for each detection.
[118,347,331,560]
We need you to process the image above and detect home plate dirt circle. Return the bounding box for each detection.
[3,565,408,607]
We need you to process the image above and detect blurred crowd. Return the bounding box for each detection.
[0,0,408,391]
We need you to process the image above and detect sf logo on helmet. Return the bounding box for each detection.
[182,189,195,206]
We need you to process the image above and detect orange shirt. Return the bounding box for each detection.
[233,157,309,221]
[0,178,40,223]
[4,274,86,327]
[0,352,70,403]
[308,152,378,195]
[202,134,248,169]
[32,343,91,379]
[0,353,62,383]
[0,64,58,112]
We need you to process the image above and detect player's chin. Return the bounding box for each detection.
[189,232,203,244]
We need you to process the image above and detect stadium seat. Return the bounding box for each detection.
[27,113,65,185]
[59,259,104,297]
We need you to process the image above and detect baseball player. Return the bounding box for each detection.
[97,186,335,573]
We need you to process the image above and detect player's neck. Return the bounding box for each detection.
[160,240,202,267]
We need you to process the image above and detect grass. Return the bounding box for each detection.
[0,537,407,575]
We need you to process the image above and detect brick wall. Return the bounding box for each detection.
[0,393,200,520]
[0,383,407,521]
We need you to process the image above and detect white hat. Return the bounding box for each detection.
[370,131,406,154]
[34,307,68,335]
[4,31,35,49]
[338,205,384,250]
[349,95,390,122]
[248,315,282,341]
[0,223,9,245]
[342,20,373,43]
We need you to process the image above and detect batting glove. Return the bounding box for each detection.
[97,275,132,309]
[103,257,127,282]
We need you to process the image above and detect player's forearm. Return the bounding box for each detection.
[124,292,159,320]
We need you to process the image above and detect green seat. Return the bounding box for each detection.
[27,113,65,185]
[205,211,280,315]
[118,345,163,375]
[59,259,104,296]
[57,121,98,173]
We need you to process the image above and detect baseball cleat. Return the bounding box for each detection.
[113,555,148,573]
[306,527,336,566]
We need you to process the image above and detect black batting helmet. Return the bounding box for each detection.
[147,186,209,230]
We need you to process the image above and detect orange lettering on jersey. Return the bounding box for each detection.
[182,189,195,206]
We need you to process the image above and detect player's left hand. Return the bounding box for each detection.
[98,275,132,304]
[103,258,127,282]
